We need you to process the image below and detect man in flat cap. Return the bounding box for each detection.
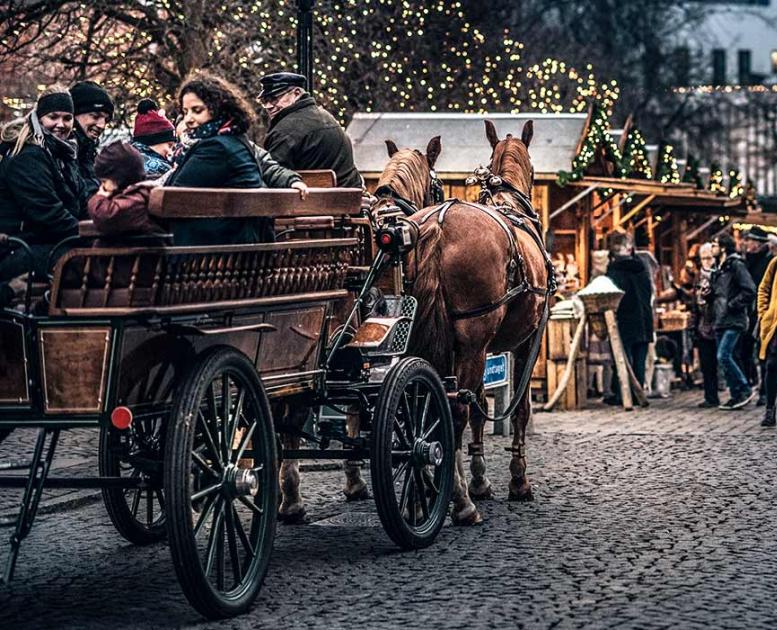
[70,80,115,198]
[259,72,362,189]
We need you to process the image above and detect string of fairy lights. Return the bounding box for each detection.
[656,144,681,184]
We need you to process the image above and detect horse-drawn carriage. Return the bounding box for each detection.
[0,175,456,618]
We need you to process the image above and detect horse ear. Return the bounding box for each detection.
[521,120,534,148]
[426,136,441,168]
[484,119,500,149]
[385,139,399,157]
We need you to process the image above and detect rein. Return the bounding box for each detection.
[374,169,446,217]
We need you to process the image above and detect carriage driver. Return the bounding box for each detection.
[259,72,363,189]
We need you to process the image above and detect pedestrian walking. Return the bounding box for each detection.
[260,72,363,188]
[742,226,773,405]
[756,253,777,426]
[604,231,653,405]
[708,234,756,409]
[694,243,720,408]
[167,70,307,245]
[130,99,175,178]
[69,81,114,198]
[0,85,86,280]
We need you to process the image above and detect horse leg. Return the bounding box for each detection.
[343,408,369,501]
[508,389,533,501]
[468,385,494,500]
[450,399,481,525]
[278,432,307,522]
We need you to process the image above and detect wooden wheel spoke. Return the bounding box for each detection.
[193,494,218,538]
[154,488,165,513]
[130,488,141,517]
[393,418,410,449]
[233,421,257,465]
[392,459,409,484]
[206,384,221,454]
[421,417,441,441]
[413,466,429,522]
[192,481,223,503]
[204,500,225,578]
[146,489,154,527]
[192,451,220,479]
[224,502,243,586]
[419,390,432,437]
[231,504,255,558]
[411,381,421,431]
[197,410,223,470]
[228,388,246,458]
[237,495,264,517]
[422,467,440,496]
[220,374,232,460]
[401,392,415,441]
[398,466,413,517]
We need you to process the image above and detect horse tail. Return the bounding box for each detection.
[410,222,453,375]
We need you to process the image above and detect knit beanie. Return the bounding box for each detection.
[70,81,114,120]
[94,141,146,190]
[132,99,176,145]
[35,90,74,118]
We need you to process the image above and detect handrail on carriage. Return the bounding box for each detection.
[148,186,364,220]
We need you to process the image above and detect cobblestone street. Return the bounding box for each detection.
[1,391,776,629]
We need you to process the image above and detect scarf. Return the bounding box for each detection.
[171,118,234,167]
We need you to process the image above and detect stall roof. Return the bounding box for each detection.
[346,112,588,176]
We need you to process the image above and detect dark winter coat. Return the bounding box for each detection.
[745,247,772,294]
[711,252,756,332]
[166,133,301,245]
[264,94,362,189]
[694,268,716,341]
[606,255,655,344]
[74,123,100,199]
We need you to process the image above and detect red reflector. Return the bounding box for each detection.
[379,233,392,245]
[111,406,133,430]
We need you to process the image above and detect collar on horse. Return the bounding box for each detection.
[374,169,446,216]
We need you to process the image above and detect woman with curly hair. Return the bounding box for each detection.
[167,70,307,245]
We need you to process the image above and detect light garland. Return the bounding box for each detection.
[621,127,652,180]
[557,103,624,186]
[655,144,680,184]
[709,162,725,195]
[728,169,743,200]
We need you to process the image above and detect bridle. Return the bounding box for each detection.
[374,167,446,217]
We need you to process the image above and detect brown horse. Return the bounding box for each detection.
[353,121,550,525]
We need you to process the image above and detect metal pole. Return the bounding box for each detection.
[296,0,315,95]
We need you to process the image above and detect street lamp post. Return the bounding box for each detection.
[297,0,315,95]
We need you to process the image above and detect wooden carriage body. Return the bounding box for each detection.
[0,181,369,429]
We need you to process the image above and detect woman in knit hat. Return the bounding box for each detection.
[131,99,175,178]
[0,84,86,281]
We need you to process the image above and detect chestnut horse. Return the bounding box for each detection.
[350,121,551,525]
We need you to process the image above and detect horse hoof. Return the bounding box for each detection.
[451,506,483,526]
[278,504,308,524]
[468,482,494,501]
[508,485,534,502]
[343,484,370,502]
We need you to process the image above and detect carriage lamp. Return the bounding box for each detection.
[110,406,133,430]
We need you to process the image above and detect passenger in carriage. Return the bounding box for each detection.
[0,86,86,281]
[130,99,175,178]
[87,141,164,237]
[69,81,115,199]
[167,71,308,245]
[260,72,363,189]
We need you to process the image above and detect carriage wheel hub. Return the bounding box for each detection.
[224,464,260,497]
[413,439,444,467]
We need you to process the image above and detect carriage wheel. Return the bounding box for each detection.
[0,428,12,446]
[370,357,454,550]
[98,416,166,545]
[164,347,277,619]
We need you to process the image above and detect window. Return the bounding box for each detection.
[712,49,726,85]
[674,46,690,86]
[738,49,752,85]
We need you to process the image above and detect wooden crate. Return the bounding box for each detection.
[547,317,582,361]
[546,358,587,410]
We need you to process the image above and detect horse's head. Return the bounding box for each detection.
[373,136,443,217]
[483,119,535,204]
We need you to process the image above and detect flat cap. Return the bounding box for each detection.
[259,72,307,99]
[744,225,769,242]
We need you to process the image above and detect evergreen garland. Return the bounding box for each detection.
[728,169,743,199]
[621,128,653,179]
[709,162,725,195]
[682,154,704,189]
[655,144,680,184]
[557,103,625,186]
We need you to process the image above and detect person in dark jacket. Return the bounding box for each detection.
[168,71,307,246]
[130,99,175,178]
[0,86,86,280]
[260,72,362,189]
[605,231,654,405]
[70,81,114,199]
[694,243,720,408]
[742,226,773,405]
[707,234,757,409]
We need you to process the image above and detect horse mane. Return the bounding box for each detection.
[375,148,430,208]
[490,137,533,196]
